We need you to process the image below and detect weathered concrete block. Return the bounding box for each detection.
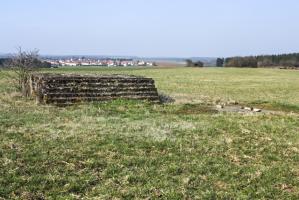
[30,73,160,105]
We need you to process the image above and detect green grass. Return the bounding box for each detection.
[1,67,299,199]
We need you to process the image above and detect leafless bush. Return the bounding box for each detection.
[1,48,40,97]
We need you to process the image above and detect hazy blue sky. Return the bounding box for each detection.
[1,0,299,57]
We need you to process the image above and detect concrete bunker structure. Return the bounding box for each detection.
[30,73,160,105]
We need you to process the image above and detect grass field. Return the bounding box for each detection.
[1,67,299,199]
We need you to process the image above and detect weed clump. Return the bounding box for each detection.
[158,92,175,104]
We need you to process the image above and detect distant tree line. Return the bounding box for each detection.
[224,56,258,68]
[216,53,299,68]
[0,58,52,68]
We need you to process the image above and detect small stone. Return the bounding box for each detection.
[253,108,262,112]
[228,100,238,105]
[216,105,224,109]
[244,107,253,111]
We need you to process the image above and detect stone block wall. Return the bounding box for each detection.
[30,73,160,105]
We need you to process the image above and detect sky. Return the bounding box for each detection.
[1,0,299,57]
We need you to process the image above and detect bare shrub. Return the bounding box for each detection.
[1,48,40,97]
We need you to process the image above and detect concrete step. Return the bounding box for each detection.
[44,91,158,98]
[46,96,160,104]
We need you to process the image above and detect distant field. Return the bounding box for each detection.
[1,67,299,199]
[45,67,299,106]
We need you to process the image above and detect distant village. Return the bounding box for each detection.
[44,58,157,67]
